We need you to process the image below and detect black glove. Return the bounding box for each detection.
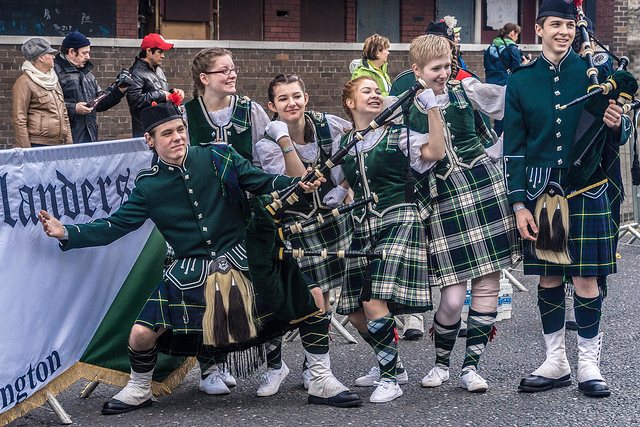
[116,68,133,88]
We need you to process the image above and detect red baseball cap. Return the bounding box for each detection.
[140,33,174,50]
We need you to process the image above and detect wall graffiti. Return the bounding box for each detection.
[0,0,116,37]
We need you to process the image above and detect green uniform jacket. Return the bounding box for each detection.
[503,50,631,205]
[61,145,297,275]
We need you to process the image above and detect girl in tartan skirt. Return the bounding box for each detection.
[405,35,520,392]
[333,76,445,403]
[180,48,272,395]
[184,48,270,165]
[252,74,362,406]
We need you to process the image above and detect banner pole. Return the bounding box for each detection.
[79,381,100,399]
[46,391,72,425]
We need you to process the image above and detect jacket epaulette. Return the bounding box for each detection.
[510,57,537,74]
[392,69,413,84]
[136,165,159,182]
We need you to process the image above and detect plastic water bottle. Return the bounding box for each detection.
[497,282,504,321]
[500,277,513,320]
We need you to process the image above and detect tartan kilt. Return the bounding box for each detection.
[427,157,521,288]
[523,183,616,277]
[135,271,297,356]
[336,205,431,315]
[284,211,352,293]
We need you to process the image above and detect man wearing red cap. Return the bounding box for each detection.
[127,33,185,137]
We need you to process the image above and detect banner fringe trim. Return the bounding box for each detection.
[0,357,196,426]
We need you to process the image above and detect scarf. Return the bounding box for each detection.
[21,60,59,91]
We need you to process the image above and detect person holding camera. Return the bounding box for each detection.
[54,31,129,143]
[483,23,530,137]
[127,33,184,137]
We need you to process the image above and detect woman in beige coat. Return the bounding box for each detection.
[12,38,72,148]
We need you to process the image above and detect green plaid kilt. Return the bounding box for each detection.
[283,211,352,293]
[523,170,616,277]
[136,271,297,356]
[427,156,521,288]
[336,205,431,315]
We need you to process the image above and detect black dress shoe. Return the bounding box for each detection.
[578,379,611,397]
[518,374,571,392]
[308,390,363,407]
[403,329,423,341]
[101,398,152,415]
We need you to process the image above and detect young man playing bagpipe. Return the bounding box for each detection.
[503,0,635,397]
[36,102,363,414]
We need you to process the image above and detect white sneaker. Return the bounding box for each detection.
[199,372,231,395]
[256,362,290,397]
[302,368,311,390]
[218,366,237,388]
[355,366,408,386]
[421,366,450,388]
[355,366,380,386]
[458,370,488,393]
[369,380,403,403]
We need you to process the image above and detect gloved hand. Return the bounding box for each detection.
[265,120,290,143]
[116,69,133,88]
[416,88,438,111]
[322,186,348,207]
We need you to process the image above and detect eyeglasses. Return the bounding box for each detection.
[202,67,240,76]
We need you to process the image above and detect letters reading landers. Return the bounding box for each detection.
[0,170,134,228]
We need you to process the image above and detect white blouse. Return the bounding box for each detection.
[255,114,351,175]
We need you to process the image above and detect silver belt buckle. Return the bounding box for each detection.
[208,256,231,275]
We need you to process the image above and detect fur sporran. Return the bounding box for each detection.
[203,269,257,346]
[534,183,572,265]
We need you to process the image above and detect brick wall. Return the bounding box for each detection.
[264,0,301,41]
[612,0,628,58]
[628,0,640,83]
[0,43,493,149]
[116,0,139,39]
[400,0,436,43]
[346,0,357,43]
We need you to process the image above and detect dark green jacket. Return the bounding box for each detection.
[503,50,631,204]
[61,145,297,268]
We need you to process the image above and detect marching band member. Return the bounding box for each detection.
[252,73,362,407]
[185,48,269,165]
[181,48,272,393]
[37,102,322,414]
[405,34,520,393]
[335,76,445,403]
[504,0,632,397]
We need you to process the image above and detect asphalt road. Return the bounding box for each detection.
[8,242,640,427]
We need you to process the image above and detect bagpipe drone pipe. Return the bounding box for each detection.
[245,194,385,324]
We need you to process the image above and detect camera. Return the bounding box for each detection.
[115,68,133,89]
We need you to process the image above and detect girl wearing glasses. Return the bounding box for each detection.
[184,48,270,165]
[252,74,362,406]
[181,48,271,396]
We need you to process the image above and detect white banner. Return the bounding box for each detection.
[0,139,155,416]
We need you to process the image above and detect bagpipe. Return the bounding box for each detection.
[278,193,378,240]
[533,1,638,265]
[266,78,427,219]
[85,68,133,108]
[247,82,426,312]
